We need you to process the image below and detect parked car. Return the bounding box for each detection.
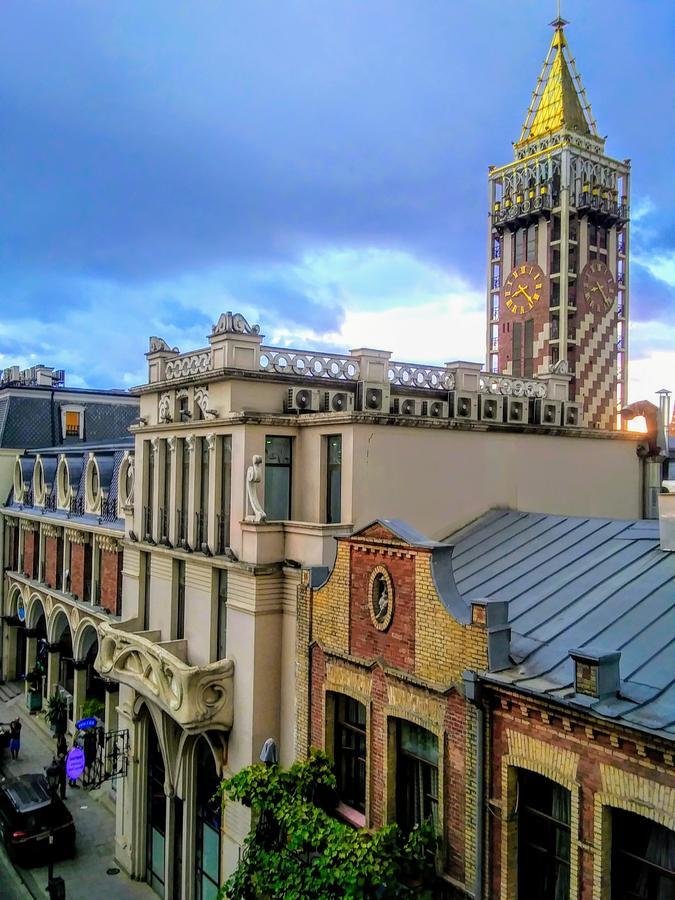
[0,774,75,866]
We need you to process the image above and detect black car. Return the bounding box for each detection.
[0,773,75,866]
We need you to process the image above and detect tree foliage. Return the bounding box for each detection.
[218,749,439,900]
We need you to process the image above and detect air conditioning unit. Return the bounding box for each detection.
[400,397,424,416]
[480,395,504,423]
[286,388,321,413]
[321,390,355,413]
[563,401,583,427]
[534,399,562,426]
[357,382,390,413]
[428,399,449,419]
[450,391,479,422]
[505,396,528,424]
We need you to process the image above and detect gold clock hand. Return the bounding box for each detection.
[598,284,609,304]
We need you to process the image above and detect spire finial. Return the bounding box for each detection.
[550,0,568,30]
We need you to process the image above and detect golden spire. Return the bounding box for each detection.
[516,17,599,149]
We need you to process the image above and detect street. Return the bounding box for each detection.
[0,682,155,900]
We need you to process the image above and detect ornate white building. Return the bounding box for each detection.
[98,310,647,898]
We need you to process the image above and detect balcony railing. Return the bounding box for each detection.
[158,507,171,546]
[68,496,84,517]
[100,496,118,522]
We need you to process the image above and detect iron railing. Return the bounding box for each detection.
[216,513,230,555]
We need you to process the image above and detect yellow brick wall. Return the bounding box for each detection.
[311,540,351,652]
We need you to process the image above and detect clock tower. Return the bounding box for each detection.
[486,16,630,428]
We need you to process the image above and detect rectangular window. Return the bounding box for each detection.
[333,695,366,815]
[161,443,172,542]
[395,720,438,833]
[198,438,210,549]
[264,436,292,521]
[145,441,154,541]
[514,228,525,266]
[523,318,534,378]
[512,322,523,377]
[175,559,186,640]
[142,551,151,631]
[216,569,228,660]
[490,354,499,374]
[218,437,232,553]
[180,439,190,544]
[611,809,675,900]
[526,223,537,262]
[517,770,571,900]
[326,436,342,524]
[65,411,80,437]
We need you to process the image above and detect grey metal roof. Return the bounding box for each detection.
[0,392,138,449]
[446,510,675,740]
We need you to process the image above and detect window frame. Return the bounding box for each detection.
[517,769,571,900]
[325,434,342,525]
[264,435,293,521]
[394,718,439,834]
[332,693,367,819]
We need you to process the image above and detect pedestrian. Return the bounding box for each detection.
[55,732,68,799]
[68,730,82,788]
[8,717,21,760]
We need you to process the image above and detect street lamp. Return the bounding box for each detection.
[45,759,66,900]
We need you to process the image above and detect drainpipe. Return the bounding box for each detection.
[464,670,486,900]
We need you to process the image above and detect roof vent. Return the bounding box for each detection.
[658,482,675,551]
[570,647,621,699]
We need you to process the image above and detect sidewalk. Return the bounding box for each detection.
[0,682,154,900]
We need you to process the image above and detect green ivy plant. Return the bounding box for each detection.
[81,697,105,720]
[217,749,439,900]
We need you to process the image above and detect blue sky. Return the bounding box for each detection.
[1,0,674,400]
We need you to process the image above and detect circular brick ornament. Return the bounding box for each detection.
[368,565,394,631]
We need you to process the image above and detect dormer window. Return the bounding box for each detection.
[57,457,70,508]
[86,455,102,512]
[61,404,85,441]
[34,459,46,505]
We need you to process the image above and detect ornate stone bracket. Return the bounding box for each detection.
[5,517,18,530]
[19,520,38,532]
[42,523,61,539]
[245,455,267,523]
[95,624,234,733]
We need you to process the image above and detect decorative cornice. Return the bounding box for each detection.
[41,523,61,539]
[95,623,234,733]
[19,519,38,532]
[65,528,89,545]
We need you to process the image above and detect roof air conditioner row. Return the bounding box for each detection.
[390,397,450,418]
[449,391,479,422]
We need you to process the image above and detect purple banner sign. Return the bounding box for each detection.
[66,746,86,781]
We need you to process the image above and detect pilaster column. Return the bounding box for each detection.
[186,435,197,549]
[72,658,88,722]
[46,642,61,701]
[103,680,119,734]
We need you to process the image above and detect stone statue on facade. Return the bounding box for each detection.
[245,455,267,523]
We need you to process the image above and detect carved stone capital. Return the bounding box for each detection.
[150,437,159,455]
[205,433,216,452]
[185,434,195,453]
[5,517,18,529]
[96,534,121,553]
[167,436,176,454]
[95,624,234,733]
[65,528,89,545]
[19,519,38,532]
[41,523,61,539]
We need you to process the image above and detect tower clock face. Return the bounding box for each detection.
[503,263,547,316]
[580,260,617,315]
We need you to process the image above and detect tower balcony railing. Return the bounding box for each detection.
[575,192,629,221]
[491,193,554,226]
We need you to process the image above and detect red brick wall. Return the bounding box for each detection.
[23,530,36,579]
[488,691,675,900]
[45,536,58,588]
[309,647,469,886]
[349,545,415,671]
[71,542,85,599]
[100,548,121,615]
